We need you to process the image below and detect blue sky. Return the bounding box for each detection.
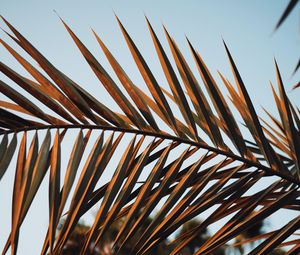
[0,1,299,254]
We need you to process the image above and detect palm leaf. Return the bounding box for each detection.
[0,16,299,255]
[274,0,299,31]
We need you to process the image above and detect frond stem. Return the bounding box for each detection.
[1,124,299,185]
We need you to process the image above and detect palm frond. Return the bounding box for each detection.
[0,16,299,255]
[274,0,299,31]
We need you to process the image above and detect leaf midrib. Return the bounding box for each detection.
[1,124,299,185]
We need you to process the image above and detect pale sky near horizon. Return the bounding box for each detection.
[0,1,299,254]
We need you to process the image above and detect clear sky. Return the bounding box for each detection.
[0,1,299,254]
